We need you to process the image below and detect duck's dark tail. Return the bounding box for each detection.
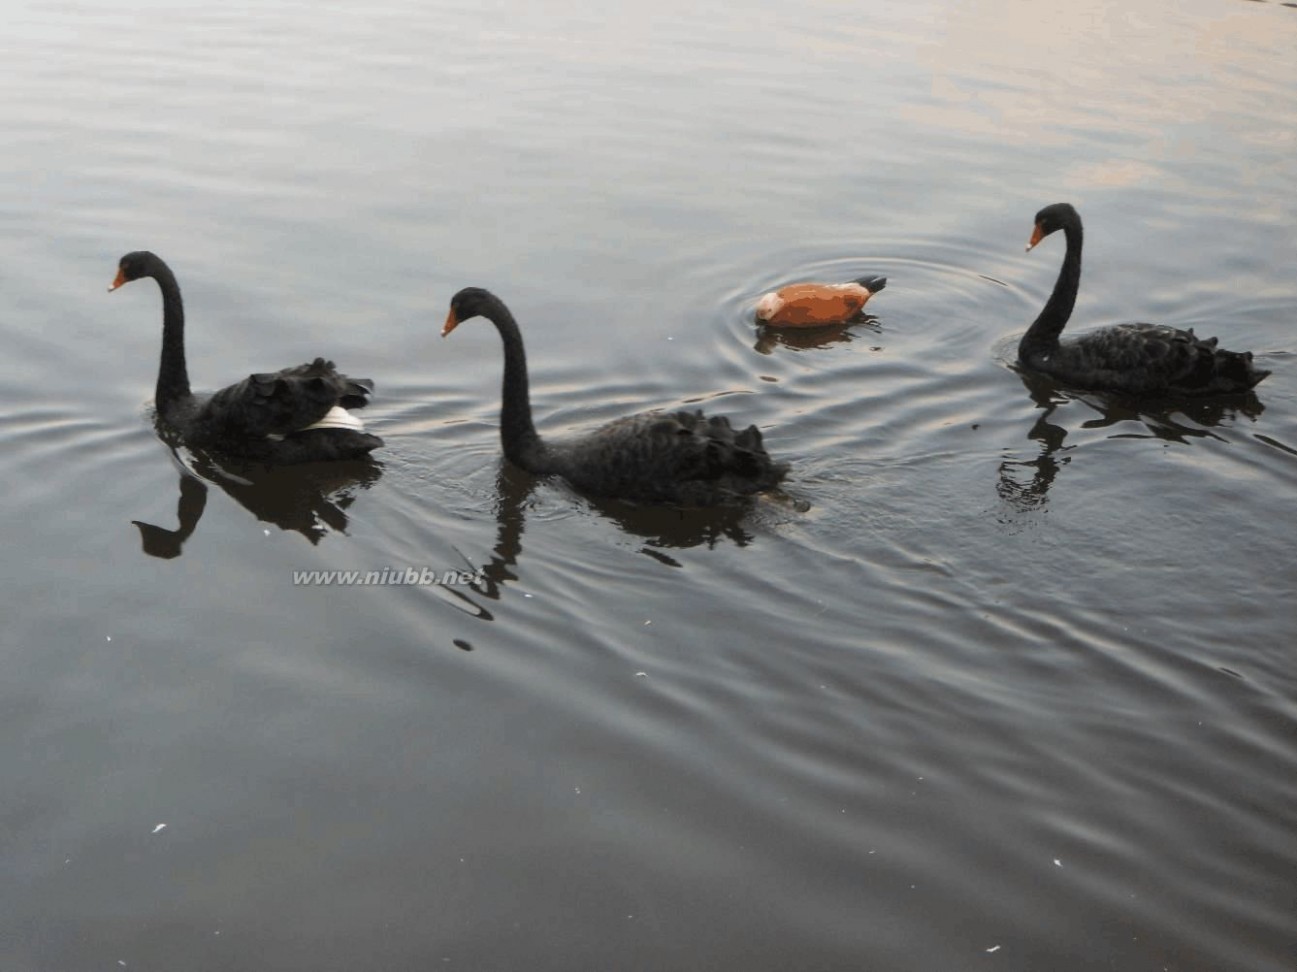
[853,274,887,294]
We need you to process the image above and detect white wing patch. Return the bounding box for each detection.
[300,406,365,432]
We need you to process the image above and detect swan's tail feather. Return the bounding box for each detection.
[734,424,764,452]
[338,377,376,409]
[1211,348,1270,391]
[284,359,375,408]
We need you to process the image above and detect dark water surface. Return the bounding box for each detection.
[4,1,1296,969]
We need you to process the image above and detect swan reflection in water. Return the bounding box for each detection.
[133,439,383,559]
[472,467,777,586]
[434,461,787,625]
[997,369,1266,515]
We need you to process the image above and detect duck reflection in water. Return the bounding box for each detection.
[998,369,1266,514]
[753,315,884,356]
[133,438,383,559]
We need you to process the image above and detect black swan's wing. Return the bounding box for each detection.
[557,410,789,504]
[200,358,376,439]
[1060,324,1268,395]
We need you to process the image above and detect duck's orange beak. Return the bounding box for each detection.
[441,308,460,337]
[1026,223,1045,252]
[108,267,127,292]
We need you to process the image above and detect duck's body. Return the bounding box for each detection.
[1019,204,1269,396]
[443,287,788,506]
[755,275,887,327]
[111,251,382,463]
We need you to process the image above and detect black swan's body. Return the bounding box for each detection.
[110,251,382,463]
[442,288,789,506]
[1019,203,1269,396]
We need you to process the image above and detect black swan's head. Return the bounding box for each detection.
[443,286,500,337]
[109,250,160,291]
[1027,202,1080,251]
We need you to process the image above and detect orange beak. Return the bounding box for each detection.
[441,308,460,337]
[108,267,128,292]
[1026,223,1045,252]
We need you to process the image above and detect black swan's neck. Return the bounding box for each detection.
[151,258,192,409]
[485,299,546,469]
[1021,218,1082,360]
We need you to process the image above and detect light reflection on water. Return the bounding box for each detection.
[2,0,1296,969]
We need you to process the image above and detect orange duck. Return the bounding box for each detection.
[755,274,886,327]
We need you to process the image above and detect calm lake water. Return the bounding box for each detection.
[3,0,1295,969]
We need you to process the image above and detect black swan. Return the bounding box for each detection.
[755,274,887,327]
[1020,203,1269,396]
[110,251,382,463]
[442,287,789,505]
